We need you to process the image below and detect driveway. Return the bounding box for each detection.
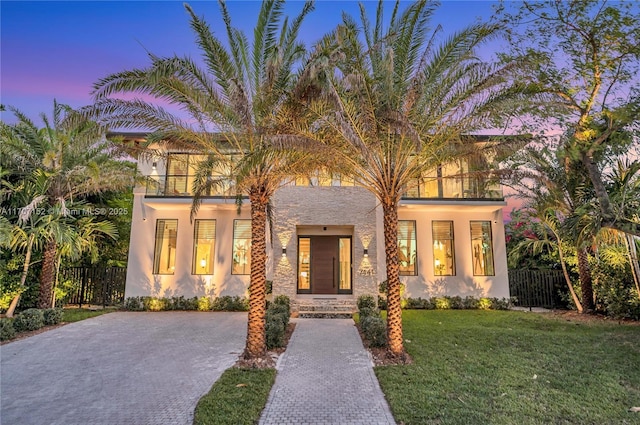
[1,312,247,425]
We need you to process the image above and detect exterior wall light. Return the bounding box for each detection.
[363,248,368,258]
[282,247,287,257]
[152,162,157,170]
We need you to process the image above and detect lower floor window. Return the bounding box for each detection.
[432,221,455,276]
[232,220,251,274]
[470,221,495,275]
[193,220,216,275]
[153,219,178,274]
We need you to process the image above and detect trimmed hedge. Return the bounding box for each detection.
[13,308,44,332]
[402,296,513,311]
[123,296,249,312]
[1,318,16,341]
[43,308,63,325]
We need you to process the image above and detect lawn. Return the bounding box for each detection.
[375,310,640,425]
[62,307,118,323]
[193,368,276,425]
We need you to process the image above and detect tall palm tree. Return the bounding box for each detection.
[91,0,317,360]
[294,0,523,357]
[0,101,134,309]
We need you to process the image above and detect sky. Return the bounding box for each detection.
[1,0,507,123]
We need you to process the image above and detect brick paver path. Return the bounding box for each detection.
[1,312,246,425]
[259,318,396,424]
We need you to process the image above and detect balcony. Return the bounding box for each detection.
[403,176,503,200]
[145,174,235,197]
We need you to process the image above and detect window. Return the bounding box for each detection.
[470,221,495,276]
[192,220,216,275]
[398,221,417,276]
[232,220,251,275]
[298,237,311,291]
[153,219,178,274]
[432,221,455,276]
[338,237,352,291]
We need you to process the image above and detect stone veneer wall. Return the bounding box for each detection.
[271,186,380,307]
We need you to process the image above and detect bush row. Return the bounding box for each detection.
[1,308,64,341]
[266,295,290,349]
[403,296,513,310]
[123,296,249,312]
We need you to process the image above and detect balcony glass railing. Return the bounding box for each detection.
[145,175,235,197]
[403,176,503,200]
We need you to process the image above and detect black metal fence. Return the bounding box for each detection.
[508,269,566,309]
[60,267,126,308]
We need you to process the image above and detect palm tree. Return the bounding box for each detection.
[0,101,134,309]
[90,0,317,361]
[295,0,523,357]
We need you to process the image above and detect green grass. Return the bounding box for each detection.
[376,310,640,425]
[62,307,117,323]
[193,368,276,425]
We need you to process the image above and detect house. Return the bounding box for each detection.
[124,135,510,312]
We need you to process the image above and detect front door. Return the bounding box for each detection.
[297,235,352,294]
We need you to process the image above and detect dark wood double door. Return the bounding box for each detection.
[298,236,352,294]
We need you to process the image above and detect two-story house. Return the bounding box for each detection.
[124,134,510,312]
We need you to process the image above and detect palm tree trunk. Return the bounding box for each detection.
[243,188,268,359]
[38,239,57,309]
[382,200,404,356]
[6,234,35,318]
[556,236,583,313]
[576,247,594,312]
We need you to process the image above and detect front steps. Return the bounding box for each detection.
[294,297,357,319]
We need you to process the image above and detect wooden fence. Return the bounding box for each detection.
[60,267,126,308]
[508,269,565,309]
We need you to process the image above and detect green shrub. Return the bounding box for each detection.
[433,297,450,310]
[266,280,273,294]
[143,297,167,311]
[269,303,290,327]
[361,315,386,347]
[212,296,249,311]
[490,297,511,310]
[358,307,377,318]
[449,296,464,309]
[124,297,144,311]
[273,295,290,312]
[405,297,433,309]
[1,318,16,341]
[357,295,377,311]
[478,297,492,310]
[463,296,479,309]
[14,308,45,332]
[197,296,211,311]
[43,308,63,325]
[265,309,286,349]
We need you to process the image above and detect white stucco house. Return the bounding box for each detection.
[123,134,510,312]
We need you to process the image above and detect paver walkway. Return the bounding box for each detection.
[259,318,396,425]
[1,312,247,425]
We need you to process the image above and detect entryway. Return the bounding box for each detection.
[297,235,352,294]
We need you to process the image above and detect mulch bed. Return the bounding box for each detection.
[354,322,413,366]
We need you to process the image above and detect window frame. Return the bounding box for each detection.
[398,220,418,276]
[231,219,251,275]
[432,220,456,276]
[153,219,178,275]
[470,221,495,276]
[192,219,216,275]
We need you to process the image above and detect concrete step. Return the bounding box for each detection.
[297,311,354,319]
[295,304,355,312]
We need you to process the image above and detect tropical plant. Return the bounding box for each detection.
[90,0,318,361]
[0,101,134,311]
[498,0,640,236]
[296,0,524,357]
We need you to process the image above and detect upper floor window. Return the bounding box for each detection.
[193,220,216,275]
[398,221,417,276]
[232,220,251,275]
[470,221,495,276]
[153,219,178,274]
[432,221,455,276]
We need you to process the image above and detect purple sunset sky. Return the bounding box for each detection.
[1,0,508,123]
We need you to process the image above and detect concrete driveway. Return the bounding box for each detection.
[1,312,247,425]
